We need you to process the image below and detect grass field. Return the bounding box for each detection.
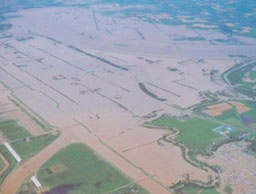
[249,71,256,79]
[0,120,31,141]
[0,157,6,172]
[151,116,222,154]
[0,145,17,186]
[175,186,219,194]
[216,109,244,128]
[37,143,148,194]
[225,62,256,98]
[11,133,59,161]
[240,102,256,128]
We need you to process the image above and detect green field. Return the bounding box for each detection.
[0,120,31,141]
[11,133,59,160]
[244,102,256,117]
[36,143,148,194]
[215,109,244,128]
[0,145,17,186]
[174,185,219,194]
[225,62,256,98]
[240,102,256,128]
[249,71,256,79]
[150,116,222,154]
[0,157,6,172]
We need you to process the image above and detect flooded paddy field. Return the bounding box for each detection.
[0,1,256,194]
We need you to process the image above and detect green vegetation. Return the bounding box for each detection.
[171,178,220,194]
[151,116,222,154]
[225,62,256,98]
[249,71,256,79]
[244,102,256,115]
[216,109,244,128]
[139,83,166,102]
[201,189,220,194]
[247,140,256,154]
[174,185,219,194]
[0,120,31,141]
[37,143,148,194]
[18,182,37,194]
[195,100,256,136]
[0,157,6,172]
[175,37,206,41]
[237,101,256,128]
[11,133,59,160]
[0,145,17,186]
[224,185,233,194]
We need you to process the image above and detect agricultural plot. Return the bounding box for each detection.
[150,116,223,154]
[249,70,256,79]
[11,133,59,161]
[215,109,244,128]
[203,101,256,129]
[240,102,256,128]
[225,62,256,98]
[202,101,252,128]
[0,120,31,142]
[0,145,17,186]
[174,185,219,194]
[36,143,148,194]
[0,157,6,172]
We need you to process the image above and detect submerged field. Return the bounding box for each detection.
[24,143,148,194]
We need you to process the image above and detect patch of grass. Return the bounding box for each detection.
[225,62,256,98]
[0,145,17,186]
[174,184,219,194]
[201,189,220,194]
[236,86,256,98]
[0,157,6,172]
[0,120,31,141]
[138,82,166,102]
[18,181,37,194]
[224,185,233,194]
[249,71,256,79]
[151,116,222,154]
[226,63,255,86]
[240,102,256,128]
[244,102,256,117]
[38,143,148,194]
[11,133,59,161]
[216,109,244,127]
